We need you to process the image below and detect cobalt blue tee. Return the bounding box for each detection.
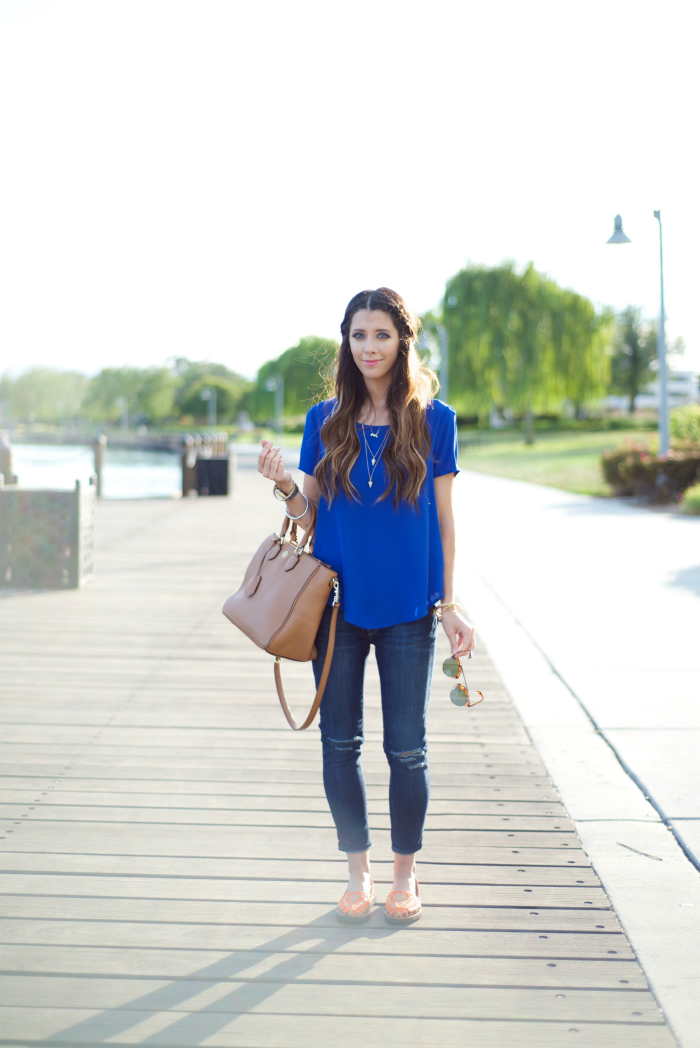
[298,398,459,629]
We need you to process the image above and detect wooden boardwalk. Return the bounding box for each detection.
[0,467,676,1047]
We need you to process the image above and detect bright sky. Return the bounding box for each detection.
[1,0,698,380]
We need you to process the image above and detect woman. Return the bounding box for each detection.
[257,287,475,924]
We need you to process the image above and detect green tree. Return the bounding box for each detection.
[609,307,657,413]
[441,262,611,441]
[178,375,249,422]
[551,295,613,419]
[82,366,177,424]
[249,336,338,423]
[0,367,89,423]
[171,358,252,421]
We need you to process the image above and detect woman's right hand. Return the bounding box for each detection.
[258,439,294,494]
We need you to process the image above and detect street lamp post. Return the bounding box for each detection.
[606,213,669,454]
[116,396,129,437]
[438,325,448,403]
[419,325,449,402]
[200,387,217,428]
[653,210,669,455]
[265,375,284,436]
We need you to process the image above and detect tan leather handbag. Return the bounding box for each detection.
[222,508,339,730]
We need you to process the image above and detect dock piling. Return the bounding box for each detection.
[92,434,107,497]
[0,430,18,485]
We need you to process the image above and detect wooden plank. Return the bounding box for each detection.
[0,921,631,958]
[0,779,565,802]
[0,780,566,801]
[0,874,611,909]
[0,825,582,853]
[0,1008,676,1047]
[0,766,553,786]
[0,748,546,770]
[0,842,591,867]
[0,791,570,816]
[0,742,544,759]
[0,815,575,842]
[0,978,663,1022]
[0,898,623,932]
[0,946,646,988]
[0,807,576,832]
[0,658,505,677]
[0,766,558,787]
[0,733,535,751]
[0,741,542,759]
[0,712,530,737]
[0,733,530,750]
[0,704,522,725]
[0,854,601,886]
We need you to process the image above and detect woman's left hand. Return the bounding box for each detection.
[440,609,476,658]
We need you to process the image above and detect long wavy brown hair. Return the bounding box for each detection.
[315,288,439,507]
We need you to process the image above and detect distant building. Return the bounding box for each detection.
[606,370,699,412]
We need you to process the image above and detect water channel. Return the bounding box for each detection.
[11,444,182,499]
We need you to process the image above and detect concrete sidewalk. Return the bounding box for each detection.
[454,469,700,1046]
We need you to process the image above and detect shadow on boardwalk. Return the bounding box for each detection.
[0,471,676,1047]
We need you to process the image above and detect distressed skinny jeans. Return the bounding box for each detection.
[312,607,437,855]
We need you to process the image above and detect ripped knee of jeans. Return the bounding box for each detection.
[387,745,428,771]
[322,733,364,754]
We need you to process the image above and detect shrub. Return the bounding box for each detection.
[682,482,700,515]
[601,442,647,495]
[601,442,700,501]
[670,403,700,445]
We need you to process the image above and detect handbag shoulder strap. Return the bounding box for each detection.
[273,600,338,730]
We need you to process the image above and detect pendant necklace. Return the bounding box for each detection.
[362,424,390,488]
[363,405,382,439]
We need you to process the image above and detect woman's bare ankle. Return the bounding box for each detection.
[392,854,417,894]
[345,850,372,894]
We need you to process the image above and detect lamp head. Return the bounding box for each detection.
[607,214,631,244]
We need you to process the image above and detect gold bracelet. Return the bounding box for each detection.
[433,601,462,620]
[273,483,298,502]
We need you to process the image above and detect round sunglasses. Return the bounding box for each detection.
[442,653,484,707]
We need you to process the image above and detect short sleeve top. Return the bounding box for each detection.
[298,398,459,629]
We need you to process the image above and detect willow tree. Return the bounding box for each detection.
[250,336,338,424]
[550,293,613,418]
[441,262,610,441]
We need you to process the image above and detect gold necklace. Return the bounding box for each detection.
[362,425,390,488]
[361,405,384,439]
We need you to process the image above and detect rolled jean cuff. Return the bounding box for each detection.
[338,840,372,854]
[391,840,423,856]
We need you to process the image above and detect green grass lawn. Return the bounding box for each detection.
[458,429,649,496]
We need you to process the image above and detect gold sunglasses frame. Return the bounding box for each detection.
[442,652,484,707]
